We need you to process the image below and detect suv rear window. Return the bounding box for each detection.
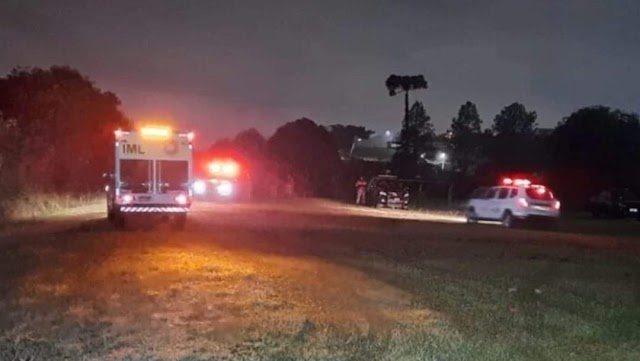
[526,187,555,200]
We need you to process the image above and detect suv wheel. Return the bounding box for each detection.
[501,211,514,228]
[466,207,477,224]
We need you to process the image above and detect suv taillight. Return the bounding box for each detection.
[553,200,561,210]
[518,198,529,208]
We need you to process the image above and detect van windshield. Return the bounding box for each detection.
[158,160,189,191]
[120,159,150,192]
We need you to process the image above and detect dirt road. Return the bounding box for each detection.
[1,200,638,360]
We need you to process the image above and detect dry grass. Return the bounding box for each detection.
[0,201,639,360]
[0,192,103,221]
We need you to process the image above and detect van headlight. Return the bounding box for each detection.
[192,180,207,195]
[216,181,233,197]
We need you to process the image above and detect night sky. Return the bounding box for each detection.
[2,0,639,143]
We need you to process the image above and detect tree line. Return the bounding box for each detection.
[0,66,130,199]
[385,74,640,207]
[1,66,638,209]
[204,120,372,199]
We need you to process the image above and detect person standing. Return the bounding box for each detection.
[355,176,368,205]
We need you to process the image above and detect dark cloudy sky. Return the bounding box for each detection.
[2,0,639,142]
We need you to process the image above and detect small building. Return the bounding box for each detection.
[345,130,451,170]
[347,130,398,162]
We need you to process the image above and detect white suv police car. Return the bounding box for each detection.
[466,178,561,227]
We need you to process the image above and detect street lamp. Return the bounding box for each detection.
[438,152,446,170]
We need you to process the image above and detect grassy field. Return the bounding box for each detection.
[0,192,104,222]
[0,201,638,360]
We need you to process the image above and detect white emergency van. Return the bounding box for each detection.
[105,126,194,228]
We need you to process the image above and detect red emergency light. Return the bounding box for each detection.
[502,177,531,187]
[208,160,240,178]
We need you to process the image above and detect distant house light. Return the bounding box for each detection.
[385,130,391,136]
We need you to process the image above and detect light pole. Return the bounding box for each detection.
[438,152,446,170]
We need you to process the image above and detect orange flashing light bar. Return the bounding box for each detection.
[140,126,172,138]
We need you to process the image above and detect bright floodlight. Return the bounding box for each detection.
[192,180,206,195]
[438,152,447,160]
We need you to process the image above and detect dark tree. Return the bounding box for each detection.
[549,106,640,206]
[0,66,130,193]
[392,101,435,178]
[267,118,341,197]
[385,74,428,124]
[450,101,484,176]
[487,102,540,173]
[208,137,234,155]
[208,129,266,159]
[328,124,374,151]
[492,102,537,136]
[234,128,267,157]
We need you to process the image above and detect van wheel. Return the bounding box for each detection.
[114,212,126,229]
[466,207,478,224]
[501,211,514,228]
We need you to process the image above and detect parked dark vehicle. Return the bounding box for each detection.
[586,188,640,219]
[367,175,409,209]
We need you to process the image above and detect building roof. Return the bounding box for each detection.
[347,130,398,162]
[350,146,396,162]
